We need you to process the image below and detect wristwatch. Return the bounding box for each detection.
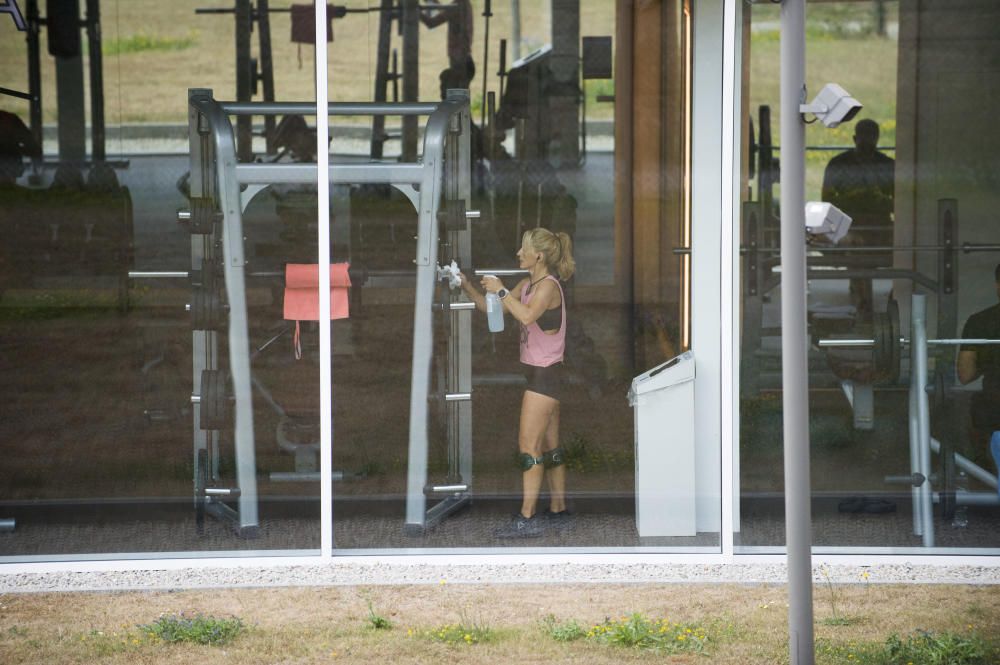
[497,288,509,300]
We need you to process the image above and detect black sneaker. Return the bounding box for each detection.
[542,509,575,531]
[494,513,544,539]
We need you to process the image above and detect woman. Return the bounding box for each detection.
[461,227,575,538]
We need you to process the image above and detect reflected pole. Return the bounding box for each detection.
[779,0,815,663]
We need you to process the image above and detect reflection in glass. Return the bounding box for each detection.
[0,0,323,557]
[738,0,1000,552]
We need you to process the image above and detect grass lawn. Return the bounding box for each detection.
[1,582,998,664]
[748,2,900,202]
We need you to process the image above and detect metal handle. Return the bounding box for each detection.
[205,487,241,497]
[819,337,1000,348]
[129,271,189,279]
[474,269,528,277]
[426,484,468,494]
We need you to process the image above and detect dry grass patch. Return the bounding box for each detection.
[0,583,997,664]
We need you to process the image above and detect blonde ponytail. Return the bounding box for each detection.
[523,228,575,281]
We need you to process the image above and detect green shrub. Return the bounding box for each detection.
[882,631,993,665]
[365,599,392,630]
[818,630,997,665]
[541,614,586,642]
[416,611,494,646]
[586,613,708,653]
[140,613,245,646]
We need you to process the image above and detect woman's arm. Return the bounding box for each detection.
[483,276,558,326]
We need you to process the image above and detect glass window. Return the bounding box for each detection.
[737,0,1000,552]
[1,0,717,560]
[0,0,322,558]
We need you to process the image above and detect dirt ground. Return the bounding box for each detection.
[1,583,998,664]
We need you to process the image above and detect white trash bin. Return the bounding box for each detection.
[628,351,696,537]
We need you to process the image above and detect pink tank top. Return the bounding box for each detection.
[519,275,566,367]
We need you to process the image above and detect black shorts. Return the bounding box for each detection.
[522,362,565,402]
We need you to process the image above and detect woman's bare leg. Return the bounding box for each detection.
[518,390,558,518]
[542,403,566,513]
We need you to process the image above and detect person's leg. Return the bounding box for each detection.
[542,403,566,513]
[518,390,558,518]
[991,431,1000,496]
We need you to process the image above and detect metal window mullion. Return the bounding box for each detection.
[315,2,333,558]
[721,0,740,560]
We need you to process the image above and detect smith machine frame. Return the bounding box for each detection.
[162,88,475,536]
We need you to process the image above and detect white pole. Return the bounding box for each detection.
[779,0,814,663]
[315,0,333,557]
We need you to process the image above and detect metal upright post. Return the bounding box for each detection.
[26,0,43,153]
[912,293,935,547]
[448,89,473,499]
[510,0,521,61]
[908,366,923,536]
[370,0,395,159]
[779,1,815,663]
[188,88,216,522]
[401,0,420,162]
[257,0,277,155]
[85,0,104,162]
[480,0,492,130]
[234,0,253,162]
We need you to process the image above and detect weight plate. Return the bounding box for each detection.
[191,284,224,331]
[199,369,229,430]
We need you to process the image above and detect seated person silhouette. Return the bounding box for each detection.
[957,263,1000,497]
[821,118,894,321]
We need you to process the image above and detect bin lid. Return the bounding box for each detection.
[630,350,695,395]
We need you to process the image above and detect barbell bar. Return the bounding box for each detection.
[819,338,1000,347]
[672,242,1000,255]
[817,295,1000,382]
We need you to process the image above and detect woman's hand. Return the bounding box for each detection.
[481,275,504,294]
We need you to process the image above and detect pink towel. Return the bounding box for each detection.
[284,263,351,358]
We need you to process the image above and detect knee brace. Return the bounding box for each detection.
[543,447,566,469]
[518,453,545,471]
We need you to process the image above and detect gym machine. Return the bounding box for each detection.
[143,88,475,536]
[194,1,444,162]
[1,0,111,164]
[819,293,1000,547]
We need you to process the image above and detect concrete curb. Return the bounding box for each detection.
[2,562,998,593]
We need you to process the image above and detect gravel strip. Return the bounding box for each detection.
[1,561,999,593]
